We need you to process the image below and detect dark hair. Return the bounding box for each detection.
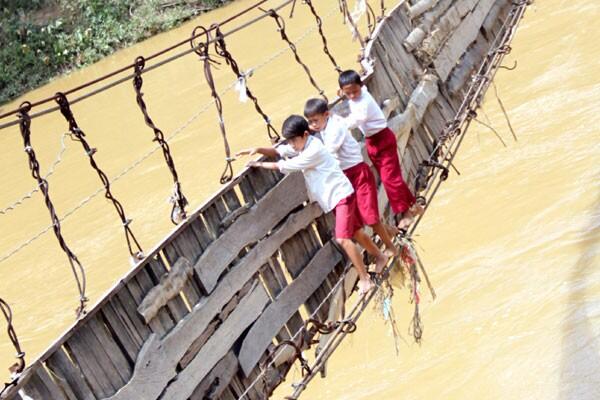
[303,98,329,118]
[338,70,362,88]
[282,115,309,139]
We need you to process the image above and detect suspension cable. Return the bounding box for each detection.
[338,0,366,48]
[212,24,280,144]
[263,8,328,102]
[302,0,342,73]
[54,92,144,259]
[132,56,189,224]
[17,103,88,318]
[191,26,235,184]
[0,299,25,398]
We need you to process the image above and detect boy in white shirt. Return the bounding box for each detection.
[236,115,387,295]
[338,70,423,230]
[304,98,399,269]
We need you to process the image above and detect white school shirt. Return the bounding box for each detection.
[320,115,364,171]
[343,88,387,137]
[276,136,354,213]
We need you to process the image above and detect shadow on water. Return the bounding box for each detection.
[560,187,600,399]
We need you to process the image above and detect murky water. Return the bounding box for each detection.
[1,0,599,399]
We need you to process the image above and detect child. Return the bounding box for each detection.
[338,70,423,229]
[304,98,399,262]
[236,115,388,295]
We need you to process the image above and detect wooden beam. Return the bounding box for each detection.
[137,257,192,323]
[195,172,308,293]
[189,352,238,400]
[404,0,453,52]
[104,203,321,400]
[160,282,269,399]
[238,241,342,376]
[408,0,438,19]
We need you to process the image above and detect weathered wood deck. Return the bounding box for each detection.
[1,0,523,398]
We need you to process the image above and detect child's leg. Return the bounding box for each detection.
[334,194,374,295]
[336,237,373,295]
[366,128,416,217]
[353,229,389,274]
[370,221,399,257]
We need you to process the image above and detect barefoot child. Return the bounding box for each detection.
[237,115,388,294]
[338,70,423,229]
[304,98,399,268]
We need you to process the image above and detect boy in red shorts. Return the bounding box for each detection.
[236,115,388,295]
[338,70,423,229]
[304,98,399,267]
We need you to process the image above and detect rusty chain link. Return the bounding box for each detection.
[132,56,189,223]
[263,8,328,102]
[191,25,235,184]
[212,24,280,144]
[0,299,25,398]
[302,0,342,73]
[54,92,144,261]
[17,102,88,318]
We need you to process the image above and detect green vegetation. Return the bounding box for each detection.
[0,0,229,105]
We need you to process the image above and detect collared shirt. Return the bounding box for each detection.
[320,115,364,171]
[276,136,354,213]
[342,88,387,137]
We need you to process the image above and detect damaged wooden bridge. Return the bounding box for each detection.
[1,0,530,398]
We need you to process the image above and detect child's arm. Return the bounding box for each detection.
[323,123,347,155]
[235,147,279,159]
[246,160,279,170]
[340,104,368,130]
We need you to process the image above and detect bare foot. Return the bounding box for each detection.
[375,253,390,274]
[383,245,400,258]
[357,276,375,296]
[411,203,425,216]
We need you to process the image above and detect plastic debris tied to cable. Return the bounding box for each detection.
[263,8,328,102]
[16,102,88,318]
[132,55,189,224]
[212,24,280,144]
[54,92,144,262]
[191,25,235,184]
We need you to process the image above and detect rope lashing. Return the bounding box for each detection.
[400,244,423,344]
[17,102,88,318]
[212,24,280,144]
[190,26,235,184]
[491,81,518,142]
[54,93,144,261]
[302,0,342,73]
[0,299,25,398]
[132,56,189,223]
[263,8,328,102]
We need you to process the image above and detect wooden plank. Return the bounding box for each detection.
[105,204,321,400]
[127,273,170,337]
[21,365,67,400]
[137,257,192,323]
[239,241,342,376]
[146,257,189,321]
[101,300,143,361]
[46,348,95,400]
[195,172,308,293]
[404,0,453,52]
[152,282,270,400]
[87,316,132,383]
[433,0,496,81]
[188,352,238,400]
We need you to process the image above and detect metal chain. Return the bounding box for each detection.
[264,8,328,102]
[212,24,280,144]
[191,26,235,184]
[338,0,366,48]
[17,102,88,318]
[1,133,68,216]
[54,92,144,260]
[0,299,25,398]
[302,0,342,73]
[132,56,189,224]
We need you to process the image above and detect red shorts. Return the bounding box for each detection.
[366,127,416,214]
[333,193,363,239]
[343,162,380,226]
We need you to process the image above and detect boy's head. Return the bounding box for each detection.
[282,115,310,152]
[338,70,363,101]
[304,98,330,133]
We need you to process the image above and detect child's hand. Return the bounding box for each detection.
[235,148,257,157]
[337,88,345,99]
